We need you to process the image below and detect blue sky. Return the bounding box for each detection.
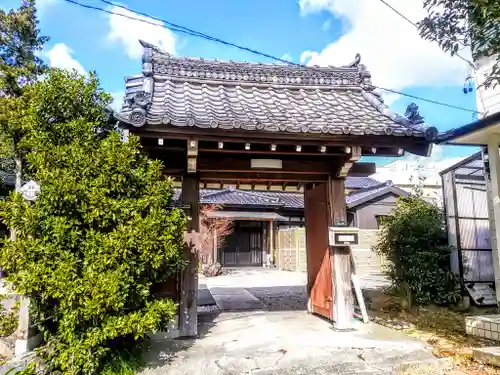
[1,0,481,166]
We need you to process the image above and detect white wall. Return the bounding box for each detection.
[476,54,500,116]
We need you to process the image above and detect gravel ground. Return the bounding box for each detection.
[245,285,307,311]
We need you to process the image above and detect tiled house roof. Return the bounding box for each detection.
[346,181,409,208]
[344,176,380,189]
[115,41,434,138]
[172,178,408,209]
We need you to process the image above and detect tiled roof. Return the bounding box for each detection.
[172,177,406,210]
[173,188,303,209]
[344,176,380,189]
[346,181,409,208]
[115,41,431,138]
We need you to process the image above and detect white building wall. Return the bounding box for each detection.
[476,54,500,116]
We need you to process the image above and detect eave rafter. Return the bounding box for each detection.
[339,146,362,178]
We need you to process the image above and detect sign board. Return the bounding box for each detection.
[329,226,359,246]
[20,180,40,202]
[250,159,283,169]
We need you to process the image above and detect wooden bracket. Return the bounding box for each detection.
[187,139,198,173]
[339,146,361,177]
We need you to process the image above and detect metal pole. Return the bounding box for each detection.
[451,172,466,296]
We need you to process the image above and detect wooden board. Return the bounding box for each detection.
[465,282,497,306]
[304,183,333,319]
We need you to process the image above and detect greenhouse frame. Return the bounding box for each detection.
[440,151,494,295]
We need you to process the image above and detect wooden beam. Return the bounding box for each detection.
[187,139,198,173]
[348,162,376,177]
[339,146,362,177]
[198,148,344,157]
[133,127,432,155]
[197,157,340,175]
[198,172,328,183]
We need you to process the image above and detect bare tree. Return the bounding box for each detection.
[198,204,233,275]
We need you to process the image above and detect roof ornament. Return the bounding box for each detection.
[344,53,361,68]
[404,103,425,127]
[139,39,167,56]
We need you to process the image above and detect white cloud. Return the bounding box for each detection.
[298,0,472,93]
[107,6,176,59]
[300,51,319,64]
[47,43,86,75]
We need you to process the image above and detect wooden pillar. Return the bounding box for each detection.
[269,220,274,267]
[212,227,218,264]
[327,177,354,331]
[180,175,199,338]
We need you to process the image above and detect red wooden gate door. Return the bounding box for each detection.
[304,183,333,319]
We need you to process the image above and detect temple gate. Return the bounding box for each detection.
[113,41,435,337]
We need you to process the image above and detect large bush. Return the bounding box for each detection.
[374,194,458,307]
[0,70,187,374]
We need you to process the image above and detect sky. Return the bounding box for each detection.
[0,0,482,168]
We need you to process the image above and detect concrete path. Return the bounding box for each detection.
[139,269,447,374]
[141,310,447,375]
[208,287,266,311]
[199,268,390,312]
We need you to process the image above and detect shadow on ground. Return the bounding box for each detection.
[141,308,221,373]
[245,285,307,311]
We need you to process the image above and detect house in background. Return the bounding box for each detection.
[175,176,409,268]
[372,158,463,205]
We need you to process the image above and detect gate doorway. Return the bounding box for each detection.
[220,221,265,267]
[113,40,434,337]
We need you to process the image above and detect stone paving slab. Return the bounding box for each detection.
[209,287,266,311]
[198,284,216,307]
[140,311,443,375]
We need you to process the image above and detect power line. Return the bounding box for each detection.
[377,0,417,28]
[376,0,473,67]
[376,87,477,114]
[60,0,479,114]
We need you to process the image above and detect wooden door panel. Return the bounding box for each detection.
[250,229,263,265]
[304,183,333,319]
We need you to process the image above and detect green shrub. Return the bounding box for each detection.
[0,70,187,374]
[374,193,459,307]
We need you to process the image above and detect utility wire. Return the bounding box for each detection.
[376,0,474,67]
[60,0,479,114]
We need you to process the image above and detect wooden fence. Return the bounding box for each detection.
[276,227,307,272]
[276,227,387,275]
